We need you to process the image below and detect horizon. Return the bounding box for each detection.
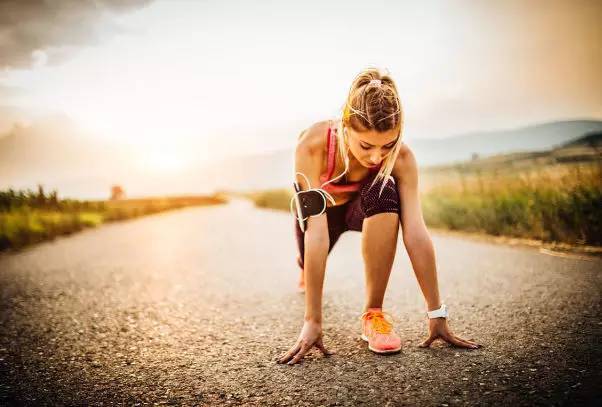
[2,116,600,201]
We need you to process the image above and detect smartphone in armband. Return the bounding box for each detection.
[293,182,329,233]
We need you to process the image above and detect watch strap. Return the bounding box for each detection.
[427,304,448,319]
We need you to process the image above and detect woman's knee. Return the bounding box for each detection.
[360,175,401,218]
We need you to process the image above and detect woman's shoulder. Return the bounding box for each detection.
[295,119,332,156]
[396,141,413,160]
[392,141,418,179]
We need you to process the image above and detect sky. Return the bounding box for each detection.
[1,0,601,168]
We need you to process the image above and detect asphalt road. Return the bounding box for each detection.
[0,199,600,406]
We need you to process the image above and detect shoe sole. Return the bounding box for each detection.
[360,334,402,354]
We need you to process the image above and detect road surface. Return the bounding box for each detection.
[0,199,600,406]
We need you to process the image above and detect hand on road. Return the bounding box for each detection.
[276,320,334,365]
[418,318,481,349]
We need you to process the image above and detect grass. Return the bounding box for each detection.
[246,161,602,247]
[421,162,602,245]
[0,191,228,251]
[245,189,293,212]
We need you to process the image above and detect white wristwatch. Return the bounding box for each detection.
[427,304,448,319]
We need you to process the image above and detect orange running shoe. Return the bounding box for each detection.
[360,308,402,354]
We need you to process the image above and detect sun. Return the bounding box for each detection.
[137,147,189,175]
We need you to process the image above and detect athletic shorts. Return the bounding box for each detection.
[294,171,401,270]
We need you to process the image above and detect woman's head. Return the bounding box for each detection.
[335,67,404,196]
[344,124,399,169]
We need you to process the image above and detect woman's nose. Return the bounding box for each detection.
[369,151,381,165]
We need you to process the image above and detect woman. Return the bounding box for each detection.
[278,67,481,365]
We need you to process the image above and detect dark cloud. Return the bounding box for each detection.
[0,0,153,69]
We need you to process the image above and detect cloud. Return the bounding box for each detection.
[0,0,153,69]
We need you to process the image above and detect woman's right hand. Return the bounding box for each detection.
[276,319,334,365]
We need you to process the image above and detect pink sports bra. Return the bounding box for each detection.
[319,120,381,193]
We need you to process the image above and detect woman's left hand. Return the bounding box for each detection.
[418,318,481,349]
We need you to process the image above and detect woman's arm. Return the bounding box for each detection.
[392,149,441,311]
[294,139,329,323]
[278,125,334,364]
[392,148,481,349]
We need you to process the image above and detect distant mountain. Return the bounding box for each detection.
[424,138,601,176]
[562,130,602,148]
[409,119,602,167]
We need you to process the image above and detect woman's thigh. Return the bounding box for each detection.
[345,172,401,232]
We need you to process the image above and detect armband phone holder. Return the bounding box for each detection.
[290,168,342,232]
[293,182,328,232]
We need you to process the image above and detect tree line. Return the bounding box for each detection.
[0,184,106,212]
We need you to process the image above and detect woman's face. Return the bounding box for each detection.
[344,125,400,168]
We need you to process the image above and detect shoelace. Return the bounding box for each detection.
[360,310,395,334]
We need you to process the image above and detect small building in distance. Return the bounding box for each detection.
[110,185,125,200]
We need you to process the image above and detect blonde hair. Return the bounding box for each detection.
[335,67,404,198]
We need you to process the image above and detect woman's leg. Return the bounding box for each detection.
[346,174,401,310]
[361,212,399,309]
